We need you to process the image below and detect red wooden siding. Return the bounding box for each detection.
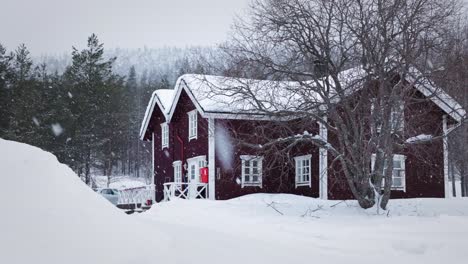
[213,119,320,200]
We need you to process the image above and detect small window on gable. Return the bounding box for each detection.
[294,155,312,188]
[371,154,406,191]
[188,110,198,140]
[240,155,263,188]
[161,122,169,149]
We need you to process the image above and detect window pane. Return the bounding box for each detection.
[393,177,402,187]
[253,167,258,174]
[245,175,250,182]
[252,175,258,182]
[393,160,402,169]
[252,160,258,167]
[244,160,250,167]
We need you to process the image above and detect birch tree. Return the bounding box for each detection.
[214,0,461,209]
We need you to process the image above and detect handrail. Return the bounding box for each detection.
[163,182,208,201]
[118,185,152,207]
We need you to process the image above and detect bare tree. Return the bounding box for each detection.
[438,19,468,196]
[206,0,462,209]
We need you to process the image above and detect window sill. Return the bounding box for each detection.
[295,182,311,188]
[188,136,197,142]
[241,183,262,188]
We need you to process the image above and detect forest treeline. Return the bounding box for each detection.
[0,34,208,185]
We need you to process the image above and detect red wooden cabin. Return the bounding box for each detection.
[140,71,465,202]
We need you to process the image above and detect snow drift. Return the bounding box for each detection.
[0,139,170,264]
[1,138,468,264]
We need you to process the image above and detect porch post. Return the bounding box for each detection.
[319,114,328,200]
[208,118,216,200]
[443,115,450,198]
[151,132,156,203]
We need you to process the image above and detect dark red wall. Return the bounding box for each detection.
[213,119,320,200]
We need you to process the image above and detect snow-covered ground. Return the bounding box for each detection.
[1,138,468,264]
[93,175,147,190]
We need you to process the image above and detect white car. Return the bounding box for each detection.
[98,188,120,205]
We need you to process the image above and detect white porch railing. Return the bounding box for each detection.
[118,185,153,207]
[163,182,208,201]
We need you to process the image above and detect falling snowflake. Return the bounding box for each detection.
[68,92,73,98]
[51,123,64,136]
[32,117,40,126]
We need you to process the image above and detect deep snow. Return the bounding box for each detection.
[1,138,468,264]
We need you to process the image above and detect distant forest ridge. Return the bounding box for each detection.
[34,45,218,84]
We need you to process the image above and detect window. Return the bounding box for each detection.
[173,161,182,183]
[188,110,197,140]
[161,123,169,149]
[240,155,263,188]
[371,99,404,133]
[295,155,312,187]
[371,154,406,190]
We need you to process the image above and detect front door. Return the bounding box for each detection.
[187,156,206,198]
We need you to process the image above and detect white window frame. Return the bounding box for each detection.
[294,154,312,188]
[371,154,406,191]
[161,122,169,149]
[240,155,263,188]
[188,110,198,141]
[173,160,182,183]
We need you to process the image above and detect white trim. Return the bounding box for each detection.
[371,153,406,191]
[139,90,173,140]
[407,72,466,123]
[160,122,169,149]
[294,154,312,188]
[443,115,450,198]
[168,79,208,122]
[186,155,207,164]
[188,109,198,141]
[208,118,216,200]
[151,132,156,203]
[240,155,263,188]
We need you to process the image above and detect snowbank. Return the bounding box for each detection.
[1,138,468,264]
[140,194,468,264]
[0,139,170,264]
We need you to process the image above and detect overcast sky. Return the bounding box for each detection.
[1,0,250,55]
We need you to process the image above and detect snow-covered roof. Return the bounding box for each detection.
[167,74,316,118]
[140,69,466,140]
[139,89,176,140]
[406,69,466,123]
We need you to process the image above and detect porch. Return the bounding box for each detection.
[163,182,208,201]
